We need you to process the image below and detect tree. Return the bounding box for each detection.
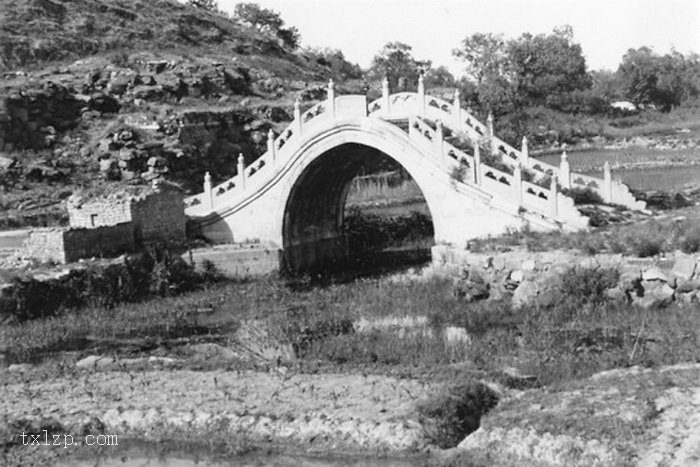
[187,0,218,11]
[453,33,509,86]
[305,47,363,81]
[507,25,591,111]
[616,47,700,111]
[233,2,300,49]
[367,42,430,91]
[425,65,456,88]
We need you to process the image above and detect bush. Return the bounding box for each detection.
[562,187,604,205]
[0,251,215,323]
[417,381,499,448]
[633,238,663,258]
[558,266,620,307]
[680,228,700,253]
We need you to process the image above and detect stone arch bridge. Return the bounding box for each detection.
[184,78,645,272]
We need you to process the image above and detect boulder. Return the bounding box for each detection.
[512,280,538,309]
[676,279,700,294]
[671,255,697,281]
[634,282,674,309]
[89,93,120,113]
[641,267,668,282]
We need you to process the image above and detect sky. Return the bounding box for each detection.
[216,0,700,77]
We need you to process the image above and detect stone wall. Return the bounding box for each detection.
[131,189,186,244]
[22,223,135,264]
[21,229,67,264]
[432,245,700,310]
[63,223,136,263]
[0,83,83,151]
[68,200,132,228]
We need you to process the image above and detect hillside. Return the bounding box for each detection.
[0,0,365,229]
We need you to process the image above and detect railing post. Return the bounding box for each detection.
[203,171,213,210]
[327,79,335,119]
[550,173,559,218]
[514,163,523,205]
[603,160,612,203]
[452,88,461,126]
[293,98,302,136]
[417,74,425,116]
[382,77,391,116]
[521,136,529,165]
[267,129,276,163]
[559,151,571,189]
[487,111,496,154]
[474,143,482,186]
[237,153,246,190]
[435,119,444,161]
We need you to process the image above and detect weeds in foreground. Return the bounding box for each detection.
[3,267,700,387]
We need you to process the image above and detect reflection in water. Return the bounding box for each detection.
[58,442,425,467]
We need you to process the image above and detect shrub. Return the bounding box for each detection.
[680,228,700,254]
[417,381,499,448]
[633,238,663,258]
[562,187,604,205]
[559,266,620,307]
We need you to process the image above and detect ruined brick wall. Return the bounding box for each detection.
[22,224,136,264]
[68,200,133,228]
[130,190,186,244]
[63,223,135,263]
[0,83,82,151]
[22,229,68,264]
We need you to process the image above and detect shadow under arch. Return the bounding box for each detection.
[281,142,435,275]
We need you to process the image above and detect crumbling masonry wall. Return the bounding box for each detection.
[131,191,186,243]
[23,224,135,264]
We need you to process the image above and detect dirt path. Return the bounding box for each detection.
[1,364,438,457]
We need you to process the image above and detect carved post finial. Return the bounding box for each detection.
[237,153,246,189]
[294,98,302,135]
[417,75,425,115]
[267,129,276,161]
[474,143,482,186]
[559,151,571,189]
[550,173,559,217]
[203,171,213,210]
[382,76,391,115]
[603,160,612,203]
[521,136,529,163]
[514,162,523,205]
[452,88,462,124]
[327,79,336,118]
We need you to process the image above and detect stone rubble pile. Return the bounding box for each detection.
[435,246,700,310]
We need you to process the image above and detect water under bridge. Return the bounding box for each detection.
[184,78,645,272]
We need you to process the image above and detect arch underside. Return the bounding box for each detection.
[282,142,429,273]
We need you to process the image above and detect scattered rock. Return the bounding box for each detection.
[671,255,697,281]
[642,267,668,282]
[512,280,538,309]
[635,282,675,309]
[76,355,114,369]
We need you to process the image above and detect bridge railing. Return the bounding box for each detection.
[369,77,644,210]
[185,78,644,217]
[184,80,362,215]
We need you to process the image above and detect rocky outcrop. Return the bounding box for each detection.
[436,246,700,309]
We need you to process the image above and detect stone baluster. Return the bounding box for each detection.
[293,98,302,136]
[559,151,571,189]
[521,136,529,165]
[487,111,496,155]
[474,143,482,186]
[514,163,523,205]
[417,75,426,116]
[237,153,246,190]
[327,79,335,119]
[203,171,213,210]
[603,160,612,203]
[435,120,444,161]
[267,129,276,163]
[452,88,461,125]
[382,77,391,115]
[550,173,559,218]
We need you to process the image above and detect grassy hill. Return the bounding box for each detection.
[0,0,368,229]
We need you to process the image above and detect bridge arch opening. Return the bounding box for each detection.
[281,142,434,274]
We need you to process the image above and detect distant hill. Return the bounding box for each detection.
[0,0,309,71]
